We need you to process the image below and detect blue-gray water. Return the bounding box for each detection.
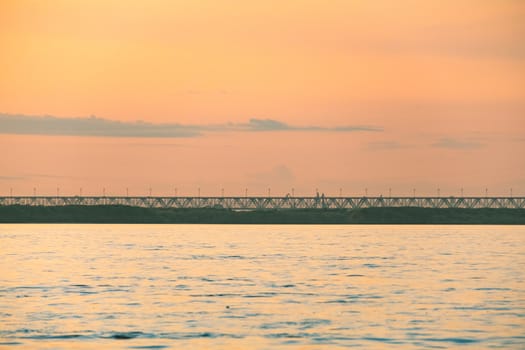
[0,224,524,349]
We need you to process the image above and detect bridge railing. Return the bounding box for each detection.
[0,196,523,209]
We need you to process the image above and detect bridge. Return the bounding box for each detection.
[0,196,523,210]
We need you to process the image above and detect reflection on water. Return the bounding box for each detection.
[0,224,524,349]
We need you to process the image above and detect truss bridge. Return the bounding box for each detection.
[0,196,523,210]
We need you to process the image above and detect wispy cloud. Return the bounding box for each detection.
[0,114,383,138]
[240,118,382,132]
[432,137,485,149]
[0,114,200,138]
[0,175,25,181]
[243,118,290,131]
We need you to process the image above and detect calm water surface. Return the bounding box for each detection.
[0,224,524,349]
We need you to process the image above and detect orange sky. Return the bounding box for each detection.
[1,0,524,196]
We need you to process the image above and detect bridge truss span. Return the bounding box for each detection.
[0,196,523,210]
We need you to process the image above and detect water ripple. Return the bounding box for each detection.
[0,224,523,349]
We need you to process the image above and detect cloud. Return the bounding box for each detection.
[245,118,290,131]
[0,113,383,138]
[0,114,201,138]
[0,173,79,181]
[432,137,485,149]
[0,175,25,181]
[240,118,383,132]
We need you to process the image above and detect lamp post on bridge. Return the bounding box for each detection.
[33,187,36,196]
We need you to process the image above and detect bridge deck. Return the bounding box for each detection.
[0,196,523,209]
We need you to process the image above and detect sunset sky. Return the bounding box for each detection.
[1,0,524,197]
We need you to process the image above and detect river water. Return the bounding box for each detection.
[0,224,524,349]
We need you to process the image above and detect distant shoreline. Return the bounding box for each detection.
[0,205,524,224]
